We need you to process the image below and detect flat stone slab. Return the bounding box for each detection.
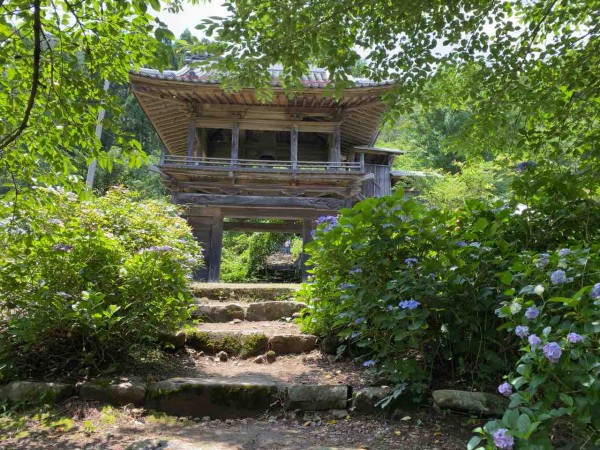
[80,378,146,407]
[191,301,306,322]
[0,381,74,404]
[352,387,392,414]
[146,377,281,418]
[192,303,245,322]
[146,377,351,418]
[268,334,317,354]
[192,283,300,302]
[432,389,508,416]
[245,301,306,321]
[285,385,348,410]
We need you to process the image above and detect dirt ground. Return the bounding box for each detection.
[0,399,479,450]
[122,349,371,388]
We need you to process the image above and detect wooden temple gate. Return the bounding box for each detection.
[129,65,400,281]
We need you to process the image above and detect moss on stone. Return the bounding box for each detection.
[240,334,268,357]
[209,384,274,410]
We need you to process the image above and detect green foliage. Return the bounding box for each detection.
[0,0,180,186]
[471,249,599,449]
[0,187,201,377]
[221,230,288,282]
[298,163,599,405]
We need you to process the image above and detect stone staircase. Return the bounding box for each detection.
[145,283,387,419]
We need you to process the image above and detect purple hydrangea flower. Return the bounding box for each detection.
[404,257,419,267]
[315,215,338,232]
[524,307,540,320]
[528,334,542,348]
[456,241,468,247]
[498,382,512,397]
[567,332,583,344]
[493,429,515,449]
[52,243,73,252]
[543,342,562,363]
[535,253,550,268]
[340,283,356,290]
[349,267,362,274]
[550,270,567,285]
[558,248,571,257]
[355,317,366,325]
[591,283,600,299]
[515,325,529,338]
[362,359,376,367]
[386,305,394,311]
[399,299,421,310]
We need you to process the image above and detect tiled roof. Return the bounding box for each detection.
[134,65,393,89]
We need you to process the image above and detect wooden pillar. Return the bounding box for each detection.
[197,128,208,160]
[360,152,365,171]
[208,213,224,282]
[231,122,240,165]
[159,147,166,165]
[301,218,313,282]
[186,120,196,160]
[290,125,298,170]
[331,124,341,164]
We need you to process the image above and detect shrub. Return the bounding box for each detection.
[298,183,599,411]
[298,193,521,399]
[0,186,202,377]
[470,248,599,449]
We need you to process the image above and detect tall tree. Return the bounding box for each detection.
[0,0,184,187]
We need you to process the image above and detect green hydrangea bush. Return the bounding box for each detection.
[470,249,599,449]
[298,186,598,447]
[0,186,202,378]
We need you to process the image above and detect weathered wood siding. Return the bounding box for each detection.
[362,164,392,198]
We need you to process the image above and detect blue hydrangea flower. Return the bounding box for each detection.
[349,267,362,274]
[498,382,512,397]
[354,317,366,325]
[404,257,419,267]
[386,305,394,311]
[493,429,514,449]
[456,241,468,247]
[535,253,550,268]
[550,270,567,285]
[350,331,361,339]
[591,283,600,299]
[399,299,421,310]
[524,307,539,320]
[515,161,536,173]
[515,325,529,338]
[528,334,541,348]
[558,248,571,257]
[362,360,376,367]
[340,283,356,290]
[567,332,583,344]
[315,215,338,232]
[543,342,562,363]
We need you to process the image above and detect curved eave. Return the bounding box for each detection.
[129,73,392,157]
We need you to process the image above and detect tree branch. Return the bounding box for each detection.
[0,0,42,152]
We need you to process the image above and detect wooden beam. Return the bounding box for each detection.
[174,194,347,210]
[186,120,196,158]
[223,221,302,233]
[290,125,298,170]
[197,128,208,159]
[194,117,338,133]
[186,206,340,220]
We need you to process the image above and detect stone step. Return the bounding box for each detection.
[192,300,306,322]
[191,282,300,303]
[146,377,349,419]
[187,321,317,356]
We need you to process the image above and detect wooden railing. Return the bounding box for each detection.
[160,155,364,173]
